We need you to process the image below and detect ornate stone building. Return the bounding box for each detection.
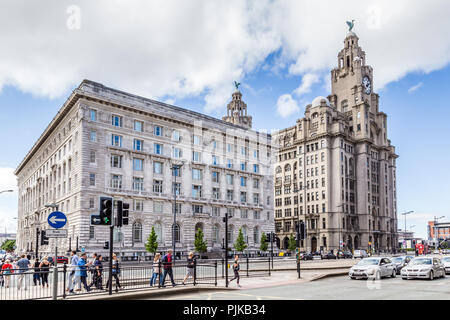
[15,80,274,259]
[273,31,398,253]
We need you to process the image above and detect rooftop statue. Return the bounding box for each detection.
[233,81,241,91]
[346,20,355,32]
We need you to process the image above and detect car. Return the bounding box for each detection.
[349,257,396,280]
[56,256,68,264]
[390,256,414,274]
[311,252,322,260]
[341,251,353,259]
[300,253,313,261]
[353,250,368,258]
[322,252,337,260]
[401,257,446,280]
[441,256,450,274]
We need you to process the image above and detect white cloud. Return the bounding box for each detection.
[0,0,450,114]
[276,94,299,118]
[408,82,423,94]
[293,73,320,97]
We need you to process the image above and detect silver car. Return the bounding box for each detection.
[401,257,446,280]
[349,257,396,280]
[391,256,414,274]
[442,256,450,274]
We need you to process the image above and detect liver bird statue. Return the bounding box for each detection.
[346,20,355,32]
[233,81,241,91]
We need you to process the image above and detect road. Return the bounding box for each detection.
[144,275,450,300]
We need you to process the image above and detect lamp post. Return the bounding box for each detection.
[434,216,445,249]
[400,211,413,251]
[336,204,345,252]
[170,163,184,261]
[45,203,59,300]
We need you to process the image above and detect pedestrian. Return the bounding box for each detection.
[0,259,4,287]
[182,252,195,285]
[88,253,98,288]
[17,254,30,290]
[228,255,241,287]
[161,249,176,287]
[150,253,161,287]
[106,253,122,292]
[68,250,79,294]
[1,259,13,288]
[76,253,91,292]
[32,258,41,286]
[39,256,51,288]
[89,255,103,290]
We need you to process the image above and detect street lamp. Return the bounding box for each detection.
[336,203,345,252]
[0,190,13,194]
[170,162,184,261]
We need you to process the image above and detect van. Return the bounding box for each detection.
[353,250,368,258]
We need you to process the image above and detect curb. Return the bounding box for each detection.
[310,271,349,281]
[250,266,352,272]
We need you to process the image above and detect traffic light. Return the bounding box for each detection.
[103,241,109,249]
[116,201,130,227]
[299,221,306,240]
[266,232,271,243]
[40,230,49,245]
[99,197,113,225]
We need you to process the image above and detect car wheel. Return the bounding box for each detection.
[391,270,396,278]
[429,270,434,280]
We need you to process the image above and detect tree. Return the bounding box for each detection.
[194,228,208,253]
[287,234,297,252]
[1,239,15,252]
[259,232,268,252]
[145,226,158,255]
[234,227,248,253]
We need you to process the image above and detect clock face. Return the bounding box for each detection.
[362,76,372,94]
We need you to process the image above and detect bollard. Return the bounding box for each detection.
[193,259,197,286]
[52,265,58,300]
[246,256,249,277]
[214,261,217,286]
[62,263,67,299]
[268,257,271,276]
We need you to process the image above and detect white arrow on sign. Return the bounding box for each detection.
[50,216,66,224]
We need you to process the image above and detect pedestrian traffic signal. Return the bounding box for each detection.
[266,233,271,243]
[103,241,109,249]
[299,221,306,240]
[40,230,49,245]
[116,201,130,227]
[99,197,113,225]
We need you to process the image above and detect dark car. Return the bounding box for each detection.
[342,251,353,259]
[300,253,313,261]
[56,256,69,264]
[391,256,413,274]
[322,252,337,260]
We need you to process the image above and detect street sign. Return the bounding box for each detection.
[48,211,67,229]
[91,215,102,225]
[81,247,85,253]
[46,229,68,238]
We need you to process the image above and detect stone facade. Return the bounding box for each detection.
[15,80,274,259]
[273,32,398,253]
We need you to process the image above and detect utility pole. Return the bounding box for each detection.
[171,163,184,262]
[223,212,229,287]
[35,227,39,259]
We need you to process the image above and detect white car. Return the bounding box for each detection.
[401,257,446,280]
[442,256,450,274]
[353,250,368,258]
[349,257,396,280]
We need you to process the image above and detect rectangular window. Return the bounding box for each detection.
[253,193,259,205]
[212,171,219,183]
[193,135,201,145]
[212,207,220,217]
[226,159,233,168]
[90,151,96,163]
[227,144,233,153]
[192,168,202,180]
[240,176,247,187]
[240,162,247,171]
[172,130,180,141]
[241,209,248,219]
[212,155,219,165]
[153,161,163,174]
[172,202,182,214]
[173,147,182,158]
[134,120,143,132]
[253,164,259,173]
[133,177,144,191]
[240,192,247,203]
[89,173,96,186]
[89,197,95,209]
[112,115,123,127]
[89,226,95,240]
[153,201,163,213]
[153,180,163,193]
[134,139,144,151]
[172,182,181,195]
[110,174,122,189]
[111,134,122,147]
[192,204,203,214]
[134,200,144,211]
[90,131,97,142]
[212,187,220,199]
[90,109,97,121]
[253,178,260,189]
[154,143,162,155]
[133,158,143,171]
[226,190,234,201]
[192,185,202,198]
[192,151,201,162]
[154,126,163,136]
[111,155,122,168]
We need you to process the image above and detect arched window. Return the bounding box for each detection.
[172,223,181,243]
[212,224,220,243]
[275,166,282,174]
[154,222,162,242]
[284,164,291,172]
[242,226,248,243]
[227,225,234,244]
[132,222,142,243]
[253,227,259,244]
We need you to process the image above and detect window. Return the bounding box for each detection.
[154,223,162,241]
[89,226,95,240]
[192,185,202,198]
[240,191,247,203]
[192,168,202,180]
[240,162,247,171]
[253,193,259,205]
[172,130,181,141]
[134,200,144,211]
[110,174,122,189]
[172,202,181,214]
[240,176,247,187]
[253,164,259,173]
[153,161,162,174]
[132,222,142,243]
[226,174,234,185]
[240,209,248,219]
[212,225,220,243]
[133,158,143,171]
[89,173,96,186]
[134,139,144,151]
[90,151,96,163]
[134,120,143,132]
[253,227,259,243]
[154,143,162,155]
[212,187,220,199]
[111,134,122,147]
[193,135,201,145]
[192,151,201,162]
[90,131,97,142]
[173,147,182,158]
[89,197,95,209]
[111,155,122,168]
[253,178,260,189]
[212,207,220,217]
[90,109,97,121]
[153,180,163,193]
[153,201,163,213]
[212,155,219,165]
[226,159,233,168]
[133,177,144,191]
[112,115,123,127]
[212,171,219,183]
[172,182,181,195]
[154,126,163,136]
[227,144,233,153]
[192,204,203,214]
[226,190,234,201]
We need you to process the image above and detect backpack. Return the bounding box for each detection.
[3,266,11,275]
[162,255,168,264]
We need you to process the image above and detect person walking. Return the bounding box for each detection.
[89,255,103,290]
[76,253,91,292]
[39,257,51,288]
[182,252,195,285]
[0,259,5,287]
[17,254,31,291]
[68,251,79,294]
[149,253,162,287]
[87,253,98,288]
[228,255,241,287]
[32,258,41,286]
[1,259,13,288]
[161,249,176,287]
[106,253,122,292]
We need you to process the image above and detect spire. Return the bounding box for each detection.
[222,84,252,129]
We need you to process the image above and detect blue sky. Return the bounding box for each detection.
[1,1,450,239]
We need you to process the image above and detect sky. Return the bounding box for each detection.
[1,0,450,238]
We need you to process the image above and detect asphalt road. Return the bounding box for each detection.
[145,275,450,300]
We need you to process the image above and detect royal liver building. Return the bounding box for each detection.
[15,80,274,258]
[274,30,399,253]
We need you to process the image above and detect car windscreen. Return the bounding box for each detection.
[391,257,403,263]
[357,259,379,266]
[442,257,450,262]
[411,258,432,265]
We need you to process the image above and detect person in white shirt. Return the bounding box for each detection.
[68,251,80,293]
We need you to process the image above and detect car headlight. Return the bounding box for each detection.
[367,269,375,275]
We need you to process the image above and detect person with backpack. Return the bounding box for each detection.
[1,259,13,288]
[150,253,162,287]
[106,253,122,292]
[17,254,31,290]
[89,254,103,290]
[182,252,195,285]
[161,249,176,287]
[228,255,241,287]
[32,258,41,286]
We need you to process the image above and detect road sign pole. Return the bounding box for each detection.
[52,238,58,300]
[108,199,114,296]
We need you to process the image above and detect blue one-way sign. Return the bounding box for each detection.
[48,211,67,229]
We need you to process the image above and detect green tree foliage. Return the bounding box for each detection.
[194,228,208,253]
[234,227,248,253]
[259,232,268,252]
[288,234,297,252]
[1,239,15,252]
[145,226,158,254]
